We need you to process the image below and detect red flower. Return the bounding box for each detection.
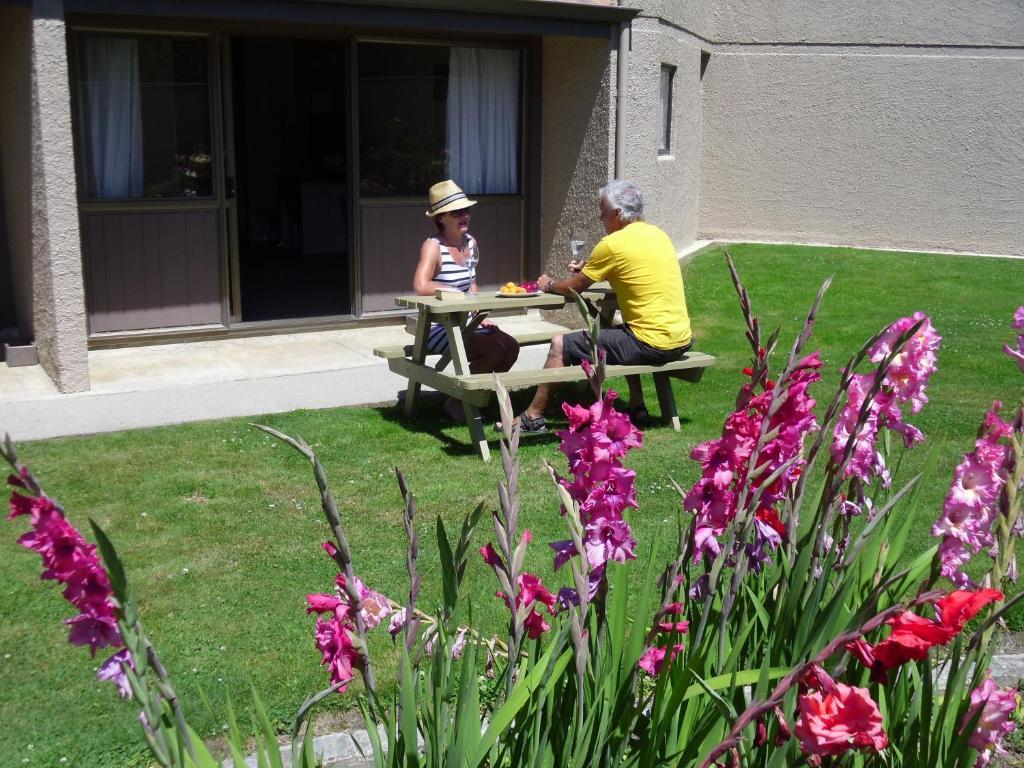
[755,507,787,538]
[795,683,888,757]
[861,590,1004,683]
[936,588,1002,633]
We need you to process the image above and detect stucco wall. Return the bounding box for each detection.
[539,34,614,326]
[698,50,1024,255]
[621,15,703,250]
[0,6,33,337]
[708,0,1024,46]
[30,0,89,391]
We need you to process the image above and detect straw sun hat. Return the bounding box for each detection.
[425,180,477,217]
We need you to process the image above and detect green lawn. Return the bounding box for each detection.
[2,243,1021,766]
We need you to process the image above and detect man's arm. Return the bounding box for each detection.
[538,271,594,296]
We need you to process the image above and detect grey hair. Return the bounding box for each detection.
[599,180,644,223]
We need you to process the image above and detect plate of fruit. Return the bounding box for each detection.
[496,281,541,297]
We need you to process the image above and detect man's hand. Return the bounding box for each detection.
[567,259,585,274]
[538,271,594,296]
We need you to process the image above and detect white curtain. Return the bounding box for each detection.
[446,47,519,194]
[82,37,143,199]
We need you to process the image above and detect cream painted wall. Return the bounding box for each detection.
[0,6,33,337]
[707,0,1024,46]
[30,0,89,391]
[698,49,1024,255]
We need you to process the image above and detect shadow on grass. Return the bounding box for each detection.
[373,382,692,458]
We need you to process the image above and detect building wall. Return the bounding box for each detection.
[539,34,614,326]
[620,13,704,250]
[30,0,89,391]
[0,6,34,337]
[697,1,1024,255]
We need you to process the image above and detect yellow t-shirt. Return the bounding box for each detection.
[581,221,692,349]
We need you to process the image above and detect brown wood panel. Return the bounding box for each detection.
[359,198,523,314]
[81,209,224,332]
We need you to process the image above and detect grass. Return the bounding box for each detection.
[1,243,1022,766]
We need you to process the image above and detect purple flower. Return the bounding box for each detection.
[97,648,135,699]
[556,587,579,612]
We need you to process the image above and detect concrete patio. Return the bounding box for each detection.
[0,312,564,442]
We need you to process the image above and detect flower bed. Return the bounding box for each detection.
[5,254,1023,767]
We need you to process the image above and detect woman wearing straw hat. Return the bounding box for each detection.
[414,180,520,423]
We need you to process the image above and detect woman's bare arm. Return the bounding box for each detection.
[413,238,444,295]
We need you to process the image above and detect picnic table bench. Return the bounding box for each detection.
[374,289,715,461]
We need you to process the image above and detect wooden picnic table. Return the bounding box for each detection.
[374,286,715,461]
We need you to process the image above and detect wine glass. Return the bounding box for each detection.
[568,227,587,273]
[464,245,479,277]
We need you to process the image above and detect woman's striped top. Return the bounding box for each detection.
[427,234,478,354]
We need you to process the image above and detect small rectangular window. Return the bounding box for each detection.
[658,64,674,156]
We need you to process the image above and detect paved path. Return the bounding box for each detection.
[0,314,560,442]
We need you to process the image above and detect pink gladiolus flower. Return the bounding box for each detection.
[1003,306,1024,373]
[306,593,343,614]
[934,403,1013,586]
[388,608,407,637]
[637,643,685,676]
[962,675,1018,768]
[584,518,636,568]
[686,353,821,567]
[831,313,939,486]
[795,683,888,756]
[97,648,135,699]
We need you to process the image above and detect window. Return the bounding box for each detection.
[76,34,213,200]
[658,64,675,156]
[358,42,520,197]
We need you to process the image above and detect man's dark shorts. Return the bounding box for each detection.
[561,324,692,367]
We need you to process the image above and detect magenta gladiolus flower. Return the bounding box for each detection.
[314,615,362,693]
[551,386,641,586]
[523,608,551,639]
[961,675,1018,768]
[8,489,123,656]
[685,353,821,568]
[517,573,557,612]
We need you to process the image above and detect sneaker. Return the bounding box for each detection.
[495,413,547,434]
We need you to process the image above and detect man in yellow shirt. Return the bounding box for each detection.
[516,180,693,433]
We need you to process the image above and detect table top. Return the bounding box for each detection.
[394,283,613,315]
